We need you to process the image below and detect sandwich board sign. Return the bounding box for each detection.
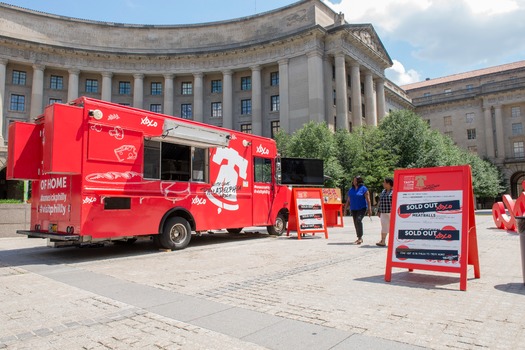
[287,188,328,239]
[384,165,480,291]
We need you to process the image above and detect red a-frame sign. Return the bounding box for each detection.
[287,188,328,239]
[384,165,480,291]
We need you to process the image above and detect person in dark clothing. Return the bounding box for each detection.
[376,177,394,247]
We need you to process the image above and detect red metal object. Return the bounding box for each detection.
[7,97,291,249]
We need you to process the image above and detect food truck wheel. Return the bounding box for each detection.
[267,213,286,236]
[226,228,243,234]
[159,217,192,250]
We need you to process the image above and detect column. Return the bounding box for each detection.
[323,57,334,129]
[494,106,505,159]
[364,72,377,126]
[67,69,80,102]
[335,53,348,130]
[30,64,45,118]
[351,64,362,127]
[101,72,113,102]
[376,78,386,121]
[307,51,325,123]
[163,74,174,116]
[193,72,204,123]
[222,70,233,129]
[0,59,6,145]
[133,74,144,109]
[251,65,262,135]
[278,59,290,133]
[483,107,495,158]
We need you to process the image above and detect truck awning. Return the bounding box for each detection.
[160,119,231,148]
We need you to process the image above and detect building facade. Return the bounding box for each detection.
[0,0,399,195]
[403,61,525,197]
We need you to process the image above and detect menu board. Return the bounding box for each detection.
[287,188,328,239]
[385,165,480,291]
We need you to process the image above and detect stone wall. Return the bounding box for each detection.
[0,203,30,238]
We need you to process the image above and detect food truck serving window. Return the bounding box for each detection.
[143,139,208,182]
[254,157,272,183]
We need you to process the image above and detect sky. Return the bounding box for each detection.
[2,0,524,86]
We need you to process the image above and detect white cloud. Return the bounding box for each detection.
[386,60,421,85]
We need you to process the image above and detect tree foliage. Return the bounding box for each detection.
[274,110,504,199]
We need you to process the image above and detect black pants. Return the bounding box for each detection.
[351,208,367,239]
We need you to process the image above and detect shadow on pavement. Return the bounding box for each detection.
[355,271,467,291]
[494,283,525,295]
[0,231,271,267]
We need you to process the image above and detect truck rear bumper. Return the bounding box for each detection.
[17,230,80,241]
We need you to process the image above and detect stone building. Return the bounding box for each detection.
[0,0,403,198]
[403,61,525,197]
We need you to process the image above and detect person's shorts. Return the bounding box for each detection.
[380,212,391,233]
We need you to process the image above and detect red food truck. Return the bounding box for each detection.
[7,97,292,250]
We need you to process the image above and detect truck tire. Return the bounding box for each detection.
[158,217,192,250]
[267,213,286,236]
[226,228,243,234]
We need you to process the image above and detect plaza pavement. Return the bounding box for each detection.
[0,213,524,349]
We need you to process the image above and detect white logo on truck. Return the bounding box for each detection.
[141,116,158,128]
[256,144,269,155]
[206,148,248,213]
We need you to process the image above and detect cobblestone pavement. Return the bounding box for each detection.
[1,214,524,349]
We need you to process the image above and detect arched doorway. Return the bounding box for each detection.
[510,171,525,198]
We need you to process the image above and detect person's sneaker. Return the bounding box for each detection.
[355,238,363,245]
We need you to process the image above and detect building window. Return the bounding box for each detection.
[514,141,525,158]
[271,121,280,138]
[423,92,431,97]
[347,75,351,87]
[150,104,162,113]
[181,104,192,119]
[50,75,63,90]
[270,72,279,86]
[466,84,473,90]
[348,97,352,111]
[332,90,336,106]
[360,82,364,94]
[12,70,26,85]
[86,79,98,93]
[512,106,521,118]
[241,76,252,91]
[211,80,222,93]
[444,88,452,95]
[10,94,25,111]
[467,128,476,140]
[241,99,252,115]
[119,103,131,106]
[332,65,335,80]
[211,102,222,117]
[181,82,193,95]
[241,124,252,134]
[119,81,131,95]
[465,113,475,124]
[513,123,523,136]
[444,131,453,139]
[468,146,478,154]
[49,98,62,105]
[151,82,162,95]
[444,116,452,126]
[271,95,280,112]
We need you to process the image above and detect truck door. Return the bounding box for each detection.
[252,156,273,225]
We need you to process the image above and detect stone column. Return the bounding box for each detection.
[222,70,233,129]
[364,72,377,126]
[133,74,144,109]
[30,64,45,118]
[307,51,325,123]
[351,64,362,127]
[494,106,505,159]
[323,57,333,129]
[376,78,386,121]
[251,65,262,135]
[101,72,113,102]
[335,53,348,130]
[193,72,204,123]
[0,59,6,145]
[67,69,80,102]
[163,74,174,116]
[483,107,495,158]
[278,59,290,133]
